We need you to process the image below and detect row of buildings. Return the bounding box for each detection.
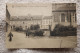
[6,3,77,31]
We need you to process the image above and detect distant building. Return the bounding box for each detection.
[42,16,52,29]
[6,3,77,31]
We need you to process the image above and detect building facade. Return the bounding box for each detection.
[6,3,77,31]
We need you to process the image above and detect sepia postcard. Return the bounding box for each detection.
[6,3,77,48]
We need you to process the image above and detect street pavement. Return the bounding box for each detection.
[6,31,77,48]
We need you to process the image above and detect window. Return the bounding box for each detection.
[54,15,58,22]
[61,13,65,22]
[75,13,76,22]
[54,14,60,22]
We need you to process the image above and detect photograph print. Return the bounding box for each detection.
[6,3,77,48]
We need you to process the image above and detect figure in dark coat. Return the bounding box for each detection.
[26,29,27,37]
[8,32,13,42]
[26,28,30,37]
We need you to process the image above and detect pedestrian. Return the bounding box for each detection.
[8,32,13,42]
[26,28,27,37]
[26,28,30,38]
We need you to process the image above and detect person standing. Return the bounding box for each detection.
[26,28,28,37]
[8,32,13,42]
[27,28,30,37]
[26,28,30,37]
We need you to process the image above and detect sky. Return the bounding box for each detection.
[7,3,52,16]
